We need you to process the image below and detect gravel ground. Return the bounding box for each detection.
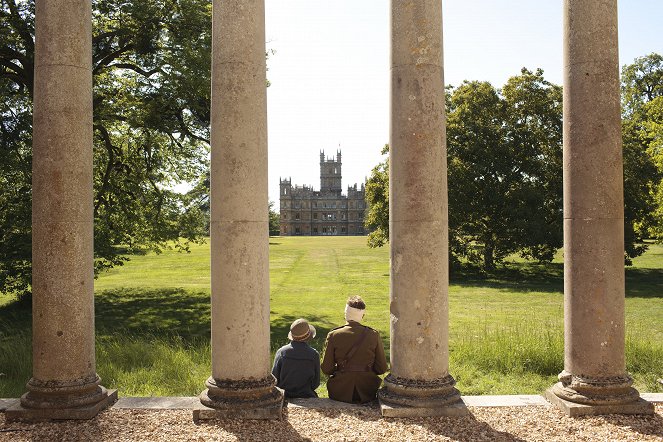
[1,404,662,441]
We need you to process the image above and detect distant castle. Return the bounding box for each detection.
[279,150,366,236]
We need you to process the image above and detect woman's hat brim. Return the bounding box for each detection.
[288,324,316,342]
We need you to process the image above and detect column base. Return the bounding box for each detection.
[195,375,283,420]
[378,374,468,417]
[5,390,117,422]
[545,387,654,417]
[546,371,654,416]
[6,374,117,422]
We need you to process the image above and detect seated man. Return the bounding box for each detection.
[272,318,320,398]
[321,295,388,403]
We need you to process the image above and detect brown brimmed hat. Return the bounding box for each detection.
[288,318,316,342]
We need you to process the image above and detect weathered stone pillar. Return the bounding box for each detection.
[195,0,282,420]
[6,0,116,422]
[378,0,465,417]
[545,0,653,417]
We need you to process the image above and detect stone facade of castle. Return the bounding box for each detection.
[279,151,366,236]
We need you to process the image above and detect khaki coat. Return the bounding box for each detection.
[321,321,388,403]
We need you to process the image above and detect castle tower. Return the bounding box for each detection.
[320,150,342,195]
[280,177,292,199]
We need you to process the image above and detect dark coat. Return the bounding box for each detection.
[321,321,388,403]
[272,341,321,398]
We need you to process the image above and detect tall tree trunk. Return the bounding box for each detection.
[483,240,495,270]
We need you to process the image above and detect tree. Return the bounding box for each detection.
[447,70,564,269]
[366,69,564,271]
[447,80,521,269]
[364,144,389,247]
[500,68,563,263]
[0,0,211,298]
[269,201,280,236]
[620,53,663,250]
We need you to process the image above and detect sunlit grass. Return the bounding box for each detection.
[1,237,662,397]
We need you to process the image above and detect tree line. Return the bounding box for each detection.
[365,55,663,270]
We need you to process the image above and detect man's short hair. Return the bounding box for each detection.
[346,295,366,310]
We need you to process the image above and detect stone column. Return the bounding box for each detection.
[195,0,282,420]
[545,0,653,417]
[378,0,465,417]
[6,0,116,422]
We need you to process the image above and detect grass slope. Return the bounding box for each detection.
[1,237,661,397]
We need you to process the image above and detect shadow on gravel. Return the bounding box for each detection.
[591,411,663,438]
[418,414,528,442]
[194,409,314,441]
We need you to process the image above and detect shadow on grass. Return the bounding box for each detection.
[450,261,663,298]
[451,262,564,294]
[625,268,663,298]
[95,288,211,340]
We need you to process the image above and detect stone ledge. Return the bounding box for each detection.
[463,395,550,407]
[544,388,656,417]
[287,398,377,409]
[193,401,283,421]
[380,400,470,418]
[4,390,118,422]
[114,396,200,409]
[3,393,660,415]
[641,393,663,403]
[0,399,19,411]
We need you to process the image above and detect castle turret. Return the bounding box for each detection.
[320,150,342,195]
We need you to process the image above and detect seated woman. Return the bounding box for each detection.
[321,296,388,403]
[272,318,320,398]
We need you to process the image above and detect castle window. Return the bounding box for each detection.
[295,213,300,220]
[341,227,346,233]
[295,227,300,234]
[313,213,318,219]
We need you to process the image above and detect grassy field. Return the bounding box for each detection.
[1,237,662,398]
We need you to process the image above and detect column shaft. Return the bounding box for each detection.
[199,0,282,417]
[378,0,463,415]
[547,0,652,414]
[9,0,116,420]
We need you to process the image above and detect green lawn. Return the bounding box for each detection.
[1,237,661,397]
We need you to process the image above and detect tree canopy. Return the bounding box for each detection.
[365,63,662,269]
[1,0,211,298]
[621,53,663,248]
[446,69,563,269]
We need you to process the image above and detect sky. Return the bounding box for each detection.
[264,0,663,202]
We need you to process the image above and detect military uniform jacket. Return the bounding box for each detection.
[321,321,388,403]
